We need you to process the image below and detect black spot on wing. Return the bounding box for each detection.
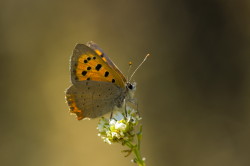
[95,64,102,71]
[104,71,109,77]
[82,71,87,76]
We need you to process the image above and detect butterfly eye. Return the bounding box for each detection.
[127,83,134,90]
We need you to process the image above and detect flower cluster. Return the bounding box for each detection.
[97,107,145,166]
[97,107,141,145]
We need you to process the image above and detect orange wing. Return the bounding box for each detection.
[70,44,126,88]
[86,41,127,83]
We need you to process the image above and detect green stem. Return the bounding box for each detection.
[125,142,145,166]
[133,145,145,166]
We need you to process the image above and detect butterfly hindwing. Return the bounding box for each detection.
[66,81,125,119]
[70,44,126,88]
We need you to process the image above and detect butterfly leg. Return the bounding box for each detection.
[136,102,141,118]
[109,111,113,120]
[124,100,128,117]
[127,98,141,117]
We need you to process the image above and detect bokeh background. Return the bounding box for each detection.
[1,0,250,166]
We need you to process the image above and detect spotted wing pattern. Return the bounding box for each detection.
[87,41,127,83]
[70,44,126,88]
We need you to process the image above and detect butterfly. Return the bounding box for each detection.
[65,41,136,120]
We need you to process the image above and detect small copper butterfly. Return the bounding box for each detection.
[65,41,137,120]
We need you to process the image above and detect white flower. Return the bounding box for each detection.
[97,107,141,144]
[96,106,145,165]
[113,111,124,121]
[103,137,112,144]
[115,122,127,131]
[109,119,116,126]
[111,132,119,138]
[106,131,111,137]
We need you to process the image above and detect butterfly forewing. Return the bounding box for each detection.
[70,44,126,88]
[87,41,127,83]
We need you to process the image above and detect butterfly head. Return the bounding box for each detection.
[126,81,136,101]
[126,82,136,91]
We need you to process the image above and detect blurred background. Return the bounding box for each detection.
[1,0,250,166]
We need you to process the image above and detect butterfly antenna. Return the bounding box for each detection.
[127,62,133,81]
[129,54,150,81]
